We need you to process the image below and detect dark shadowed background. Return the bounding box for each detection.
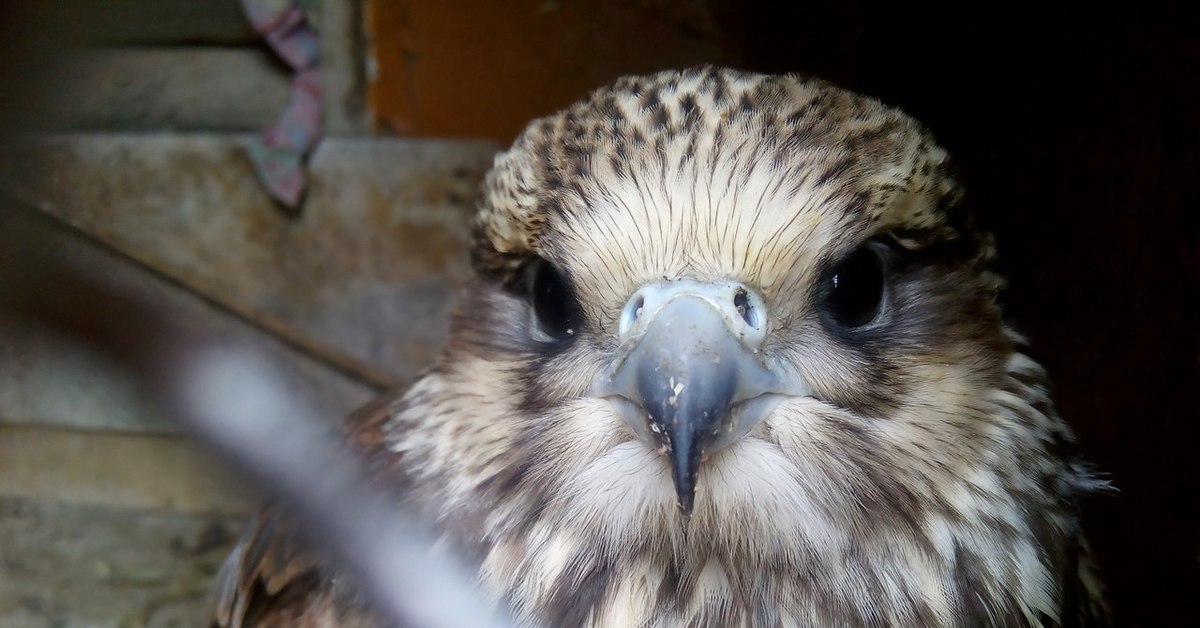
[731,4,1199,625]
[2,2,1195,626]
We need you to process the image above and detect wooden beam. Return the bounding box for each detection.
[45,48,292,132]
[25,0,256,46]
[0,425,258,515]
[0,496,245,626]
[321,0,371,134]
[85,0,254,45]
[0,194,377,435]
[2,134,497,386]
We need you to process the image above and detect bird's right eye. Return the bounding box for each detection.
[818,244,887,330]
[530,259,581,342]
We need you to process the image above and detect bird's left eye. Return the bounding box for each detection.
[819,244,887,329]
[530,259,581,342]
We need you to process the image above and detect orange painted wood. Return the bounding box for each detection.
[366,0,736,143]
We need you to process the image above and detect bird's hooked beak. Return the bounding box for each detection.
[593,280,808,514]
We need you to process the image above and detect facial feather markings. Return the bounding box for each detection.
[398,67,1104,626]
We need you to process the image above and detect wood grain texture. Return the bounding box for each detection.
[0,497,244,627]
[44,48,292,132]
[0,192,378,435]
[31,0,255,46]
[320,0,370,135]
[2,134,497,386]
[0,425,258,515]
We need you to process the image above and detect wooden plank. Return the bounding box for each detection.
[0,425,257,515]
[34,0,368,132]
[39,0,367,132]
[44,0,256,46]
[0,497,244,627]
[2,134,497,385]
[0,318,178,435]
[46,48,292,132]
[0,195,377,435]
[321,0,370,134]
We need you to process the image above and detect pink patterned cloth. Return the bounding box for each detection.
[242,0,322,209]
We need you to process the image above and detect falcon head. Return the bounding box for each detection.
[471,66,990,519]
[410,66,1103,625]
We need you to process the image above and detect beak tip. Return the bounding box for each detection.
[670,448,699,516]
[675,485,696,516]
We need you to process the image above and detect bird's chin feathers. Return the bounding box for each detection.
[384,337,1094,627]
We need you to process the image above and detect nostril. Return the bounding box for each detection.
[733,288,757,328]
[619,293,646,336]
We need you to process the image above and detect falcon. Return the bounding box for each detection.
[211,66,1107,627]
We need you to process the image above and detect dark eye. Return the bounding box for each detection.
[820,245,886,329]
[530,260,581,341]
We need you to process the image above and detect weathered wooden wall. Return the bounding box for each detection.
[0,135,494,624]
[0,2,496,625]
[0,498,245,627]
[2,1,1193,626]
